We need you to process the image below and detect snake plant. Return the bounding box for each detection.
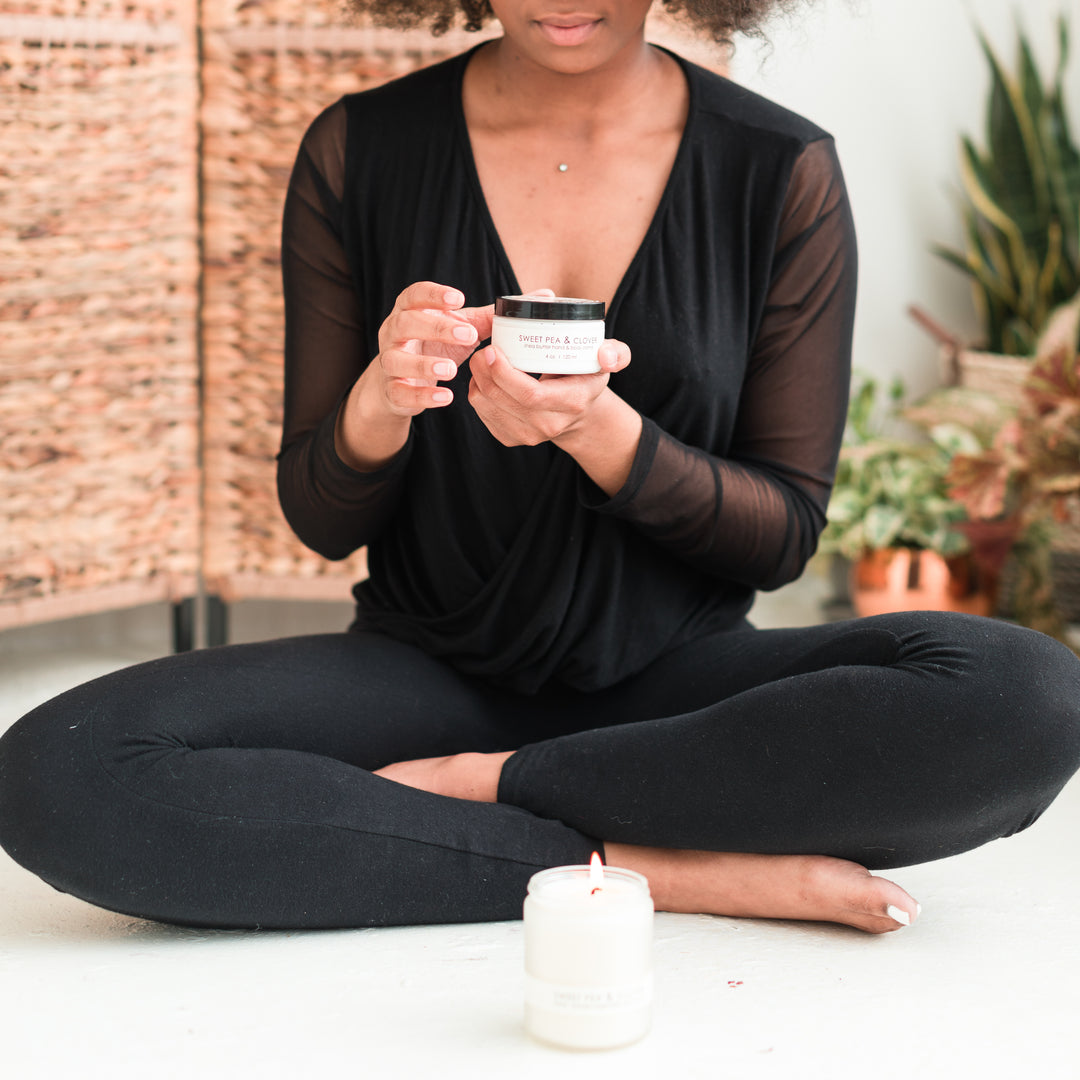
[936,15,1080,355]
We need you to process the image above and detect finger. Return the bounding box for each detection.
[381,346,459,385]
[520,288,557,299]
[597,339,631,372]
[469,347,524,416]
[386,377,454,413]
[389,307,478,350]
[478,346,600,418]
[459,302,495,342]
[395,281,466,314]
[481,344,593,400]
[471,345,542,406]
[468,377,539,447]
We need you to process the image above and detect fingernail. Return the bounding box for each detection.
[886,904,912,926]
[452,325,475,343]
[433,361,455,379]
[485,346,497,365]
[432,388,453,404]
[443,290,463,306]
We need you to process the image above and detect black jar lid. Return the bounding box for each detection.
[495,295,605,321]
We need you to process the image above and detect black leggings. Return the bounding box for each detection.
[2,611,1079,929]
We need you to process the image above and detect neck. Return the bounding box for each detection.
[473,36,667,137]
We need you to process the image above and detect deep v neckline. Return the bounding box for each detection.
[452,43,696,326]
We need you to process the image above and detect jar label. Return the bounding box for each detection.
[525,974,653,1015]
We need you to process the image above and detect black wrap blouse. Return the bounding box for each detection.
[277,45,857,693]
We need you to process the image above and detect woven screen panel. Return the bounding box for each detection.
[202,0,342,30]
[0,1,186,20]
[0,7,200,629]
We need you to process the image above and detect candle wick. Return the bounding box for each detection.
[591,887,602,895]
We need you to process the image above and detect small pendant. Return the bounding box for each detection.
[557,163,568,173]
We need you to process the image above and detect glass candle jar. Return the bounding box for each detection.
[491,295,606,374]
[523,861,654,1050]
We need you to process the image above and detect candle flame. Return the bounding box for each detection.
[589,851,604,894]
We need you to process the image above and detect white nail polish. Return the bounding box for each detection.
[887,904,911,926]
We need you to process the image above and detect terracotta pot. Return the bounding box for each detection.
[851,548,993,618]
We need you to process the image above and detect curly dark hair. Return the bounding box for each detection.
[345,1,804,43]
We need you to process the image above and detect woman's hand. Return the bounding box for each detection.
[468,337,642,496]
[368,281,493,417]
[336,282,491,469]
[468,339,631,447]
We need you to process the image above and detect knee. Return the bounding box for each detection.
[976,618,1080,726]
[881,611,1080,788]
[1015,626,1080,776]
[955,617,1080,800]
[0,682,112,895]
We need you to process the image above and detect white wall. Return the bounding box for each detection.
[728,0,1080,396]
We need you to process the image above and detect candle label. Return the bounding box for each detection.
[525,975,653,1015]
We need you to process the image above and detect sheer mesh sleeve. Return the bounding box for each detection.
[276,101,411,560]
[590,138,856,589]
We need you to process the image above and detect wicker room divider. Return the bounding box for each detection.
[3,3,728,649]
[0,1,201,643]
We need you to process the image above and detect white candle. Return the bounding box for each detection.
[523,853,654,1050]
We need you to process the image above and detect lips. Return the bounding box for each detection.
[534,15,602,47]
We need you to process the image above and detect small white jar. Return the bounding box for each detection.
[492,295,606,374]
[523,863,654,1050]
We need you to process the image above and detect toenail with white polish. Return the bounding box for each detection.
[887,904,911,926]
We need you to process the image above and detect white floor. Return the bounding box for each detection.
[2,577,1079,1079]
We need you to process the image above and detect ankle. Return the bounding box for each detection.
[441,751,513,802]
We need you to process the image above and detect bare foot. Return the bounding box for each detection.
[373,751,514,802]
[607,844,920,935]
[374,754,920,934]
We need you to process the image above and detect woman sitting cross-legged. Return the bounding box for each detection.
[2,0,1079,933]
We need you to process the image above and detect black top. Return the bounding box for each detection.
[277,45,857,694]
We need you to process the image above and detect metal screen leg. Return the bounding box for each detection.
[172,598,195,653]
[207,594,229,648]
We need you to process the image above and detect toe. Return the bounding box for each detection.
[870,880,921,932]
[836,865,920,933]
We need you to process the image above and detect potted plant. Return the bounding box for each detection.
[911,14,1080,394]
[821,376,993,617]
[930,293,1080,646]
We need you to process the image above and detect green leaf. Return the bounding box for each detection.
[1033,222,1064,331]
[1043,95,1080,290]
[863,505,905,550]
[847,377,878,442]
[959,140,1033,291]
[1004,317,1037,355]
[929,422,984,457]
[979,28,1050,249]
[961,183,1018,293]
[1041,18,1079,296]
[937,530,973,557]
[1052,14,1071,102]
[960,138,1021,238]
[1017,26,1046,138]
